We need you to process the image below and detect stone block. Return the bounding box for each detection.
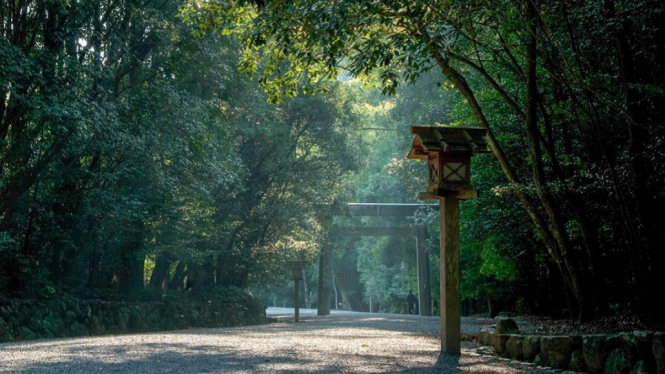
[89,315,105,335]
[569,349,586,373]
[632,331,655,372]
[17,326,36,340]
[540,335,582,370]
[584,334,613,374]
[653,333,665,374]
[0,317,12,341]
[478,329,492,345]
[533,353,543,367]
[604,348,631,374]
[523,335,541,362]
[506,335,524,361]
[495,318,520,335]
[107,325,118,334]
[70,321,89,337]
[615,332,639,365]
[494,334,511,356]
[64,310,77,324]
[547,350,569,370]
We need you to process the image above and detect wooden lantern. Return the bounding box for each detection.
[407,126,490,199]
[407,125,491,354]
[288,260,307,280]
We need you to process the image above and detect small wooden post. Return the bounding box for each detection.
[294,277,300,322]
[289,260,307,322]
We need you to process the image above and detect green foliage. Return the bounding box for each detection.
[0,288,267,342]
[0,0,359,302]
[479,240,517,283]
[180,0,438,102]
[356,236,413,313]
[185,0,665,322]
[2,0,664,327]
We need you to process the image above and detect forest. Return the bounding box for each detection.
[1,0,664,331]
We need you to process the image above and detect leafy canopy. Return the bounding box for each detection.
[181,0,439,101]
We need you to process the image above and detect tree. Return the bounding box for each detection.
[183,0,665,322]
[208,84,360,289]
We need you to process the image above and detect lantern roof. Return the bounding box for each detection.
[407,126,491,160]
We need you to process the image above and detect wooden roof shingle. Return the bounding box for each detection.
[407,126,491,160]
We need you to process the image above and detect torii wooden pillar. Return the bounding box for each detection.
[407,126,490,354]
[416,226,431,316]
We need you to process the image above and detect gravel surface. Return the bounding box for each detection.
[0,308,567,374]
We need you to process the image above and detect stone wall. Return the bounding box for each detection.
[477,319,665,374]
[0,292,268,343]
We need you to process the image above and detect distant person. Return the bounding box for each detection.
[406,290,417,315]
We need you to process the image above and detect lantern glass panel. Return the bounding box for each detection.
[442,162,467,182]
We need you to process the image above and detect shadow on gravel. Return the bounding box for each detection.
[1,339,537,374]
[4,347,493,374]
[1,309,538,374]
[2,342,313,373]
[1,341,455,374]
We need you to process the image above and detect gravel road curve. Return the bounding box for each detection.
[0,308,565,374]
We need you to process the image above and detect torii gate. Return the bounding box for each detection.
[317,203,437,317]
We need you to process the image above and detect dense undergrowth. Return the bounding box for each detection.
[0,287,268,343]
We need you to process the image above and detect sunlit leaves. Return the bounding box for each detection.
[182,0,440,102]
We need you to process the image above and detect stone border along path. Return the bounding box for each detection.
[0,307,577,374]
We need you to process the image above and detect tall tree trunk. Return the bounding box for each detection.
[523,0,587,320]
[148,252,172,290]
[168,260,186,290]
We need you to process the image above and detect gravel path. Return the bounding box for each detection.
[0,308,561,373]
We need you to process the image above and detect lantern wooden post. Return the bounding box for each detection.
[407,126,491,354]
[440,195,460,353]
